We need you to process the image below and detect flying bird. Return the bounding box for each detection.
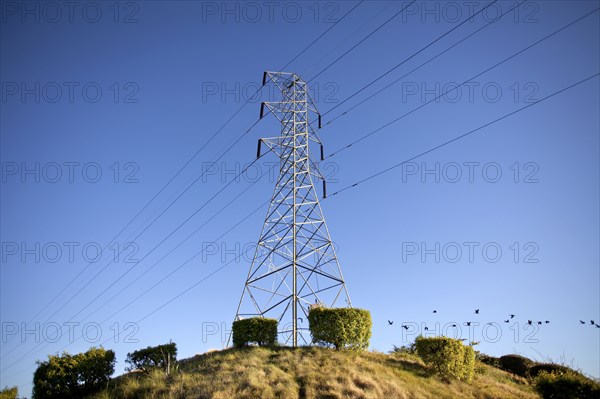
[528,320,533,325]
[433,310,437,313]
[475,309,480,314]
[545,321,550,324]
[504,320,510,323]
[388,320,393,325]
[580,320,586,324]
[424,327,429,331]
[537,321,542,325]
[591,320,595,325]
[466,322,471,326]
[451,324,457,328]
[510,314,515,319]
[596,325,600,329]
[402,325,409,330]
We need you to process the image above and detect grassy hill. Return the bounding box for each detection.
[91,346,542,399]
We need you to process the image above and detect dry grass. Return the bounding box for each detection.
[91,346,540,399]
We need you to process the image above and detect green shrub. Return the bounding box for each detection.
[529,363,573,378]
[232,317,278,347]
[415,336,475,382]
[33,347,115,399]
[125,341,178,374]
[308,306,371,350]
[499,354,534,377]
[534,370,600,399]
[0,387,18,399]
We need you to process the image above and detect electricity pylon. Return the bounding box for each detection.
[233,71,351,347]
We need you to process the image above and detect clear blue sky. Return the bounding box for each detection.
[1,0,599,396]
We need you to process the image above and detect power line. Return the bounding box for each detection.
[58,17,371,320]
[308,0,417,83]
[1,3,383,364]
[326,6,600,159]
[1,153,277,371]
[321,0,500,118]
[77,163,276,324]
[34,118,262,329]
[59,2,419,320]
[1,198,267,376]
[82,72,600,353]
[5,63,596,373]
[280,0,365,71]
[43,9,380,332]
[103,243,257,350]
[1,155,271,371]
[66,156,270,322]
[0,91,264,362]
[323,0,524,127]
[100,199,268,328]
[1,0,429,381]
[301,1,395,78]
[6,2,595,384]
[328,72,599,197]
[2,150,267,368]
[4,0,361,350]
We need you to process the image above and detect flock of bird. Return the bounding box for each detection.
[580,320,600,328]
[386,309,600,330]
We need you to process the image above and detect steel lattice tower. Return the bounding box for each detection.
[233,71,351,346]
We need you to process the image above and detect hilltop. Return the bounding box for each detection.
[91,346,541,399]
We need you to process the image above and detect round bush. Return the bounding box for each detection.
[415,336,475,382]
[499,354,534,377]
[308,306,371,350]
[232,317,278,347]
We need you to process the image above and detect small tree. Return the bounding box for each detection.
[32,347,115,399]
[308,306,372,350]
[232,318,278,347]
[125,342,178,374]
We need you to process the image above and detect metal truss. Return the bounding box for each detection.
[233,71,351,346]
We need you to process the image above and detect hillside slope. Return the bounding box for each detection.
[93,346,540,399]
